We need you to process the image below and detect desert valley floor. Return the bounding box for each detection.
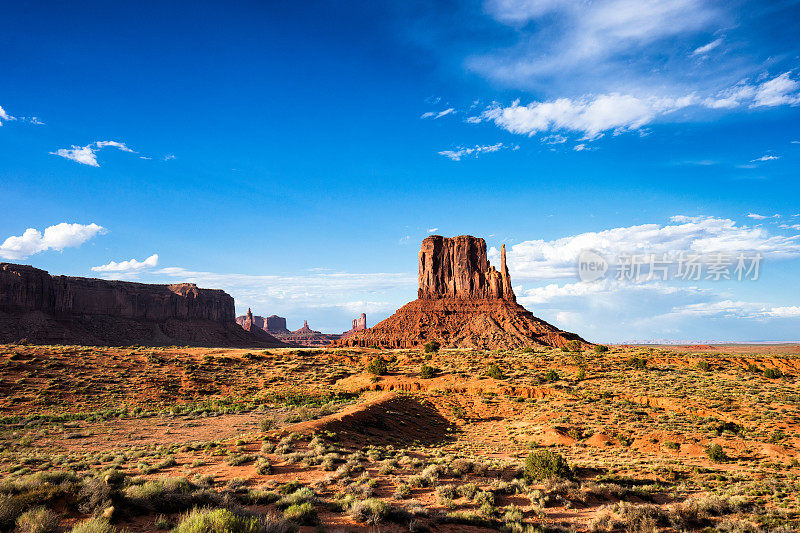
[1,343,799,532]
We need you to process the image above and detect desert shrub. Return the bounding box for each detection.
[503,504,524,523]
[366,357,388,376]
[770,430,785,443]
[260,418,275,432]
[705,444,727,463]
[174,508,291,533]
[423,341,440,353]
[594,345,609,353]
[436,484,457,503]
[746,363,760,373]
[155,514,174,530]
[255,457,272,475]
[627,357,648,370]
[566,340,582,352]
[487,364,504,379]
[524,450,571,481]
[696,360,711,371]
[277,487,314,509]
[15,506,59,533]
[457,483,479,499]
[78,478,112,513]
[544,370,559,382]
[576,367,586,381]
[763,367,782,379]
[419,365,437,379]
[227,453,256,466]
[348,498,388,524]
[282,502,316,525]
[0,494,25,530]
[394,482,411,499]
[70,518,116,533]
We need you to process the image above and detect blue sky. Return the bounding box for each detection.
[1,0,799,342]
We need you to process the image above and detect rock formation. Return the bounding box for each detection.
[340,313,367,339]
[265,315,290,334]
[273,320,342,347]
[335,235,589,350]
[0,263,288,347]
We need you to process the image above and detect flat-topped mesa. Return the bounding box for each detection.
[418,235,515,301]
[0,262,287,347]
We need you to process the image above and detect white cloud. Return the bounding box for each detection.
[747,213,779,220]
[706,73,800,109]
[475,0,721,92]
[573,143,588,152]
[750,155,779,162]
[0,105,11,125]
[50,141,135,167]
[692,38,723,56]
[0,223,107,260]
[163,154,176,161]
[476,94,695,139]
[780,224,800,231]
[438,142,507,161]
[491,215,800,280]
[427,228,439,233]
[92,254,159,273]
[752,72,800,107]
[421,108,456,119]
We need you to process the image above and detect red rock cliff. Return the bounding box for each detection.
[418,235,514,301]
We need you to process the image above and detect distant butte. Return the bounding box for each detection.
[0,263,288,347]
[335,235,589,350]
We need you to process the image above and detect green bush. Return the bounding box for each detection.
[763,367,782,379]
[566,340,582,352]
[348,498,388,524]
[423,341,440,353]
[705,443,727,463]
[419,365,437,379]
[366,357,388,376]
[697,361,711,371]
[487,364,504,379]
[260,418,275,432]
[16,507,60,533]
[174,508,261,533]
[70,518,116,533]
[282,502,316,525]
[594,345,609,353]
[544,370,559,382]
[524,450,571,481]
[627,357,648,370]
[576,368,586,381]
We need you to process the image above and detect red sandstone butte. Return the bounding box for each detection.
[335,235,589,349]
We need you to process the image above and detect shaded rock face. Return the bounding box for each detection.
[418,235,514,301]
[265,315,289,334]
[0,263,286,347]
[336,235,588,350]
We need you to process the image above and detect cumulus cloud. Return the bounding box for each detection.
[475,94,695,139]
[706,73,800,109]
[491,215,800,280]
[50,141,135,167]
[438,142,508,161]
[0,223,107,260]
[92,254,159,273]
